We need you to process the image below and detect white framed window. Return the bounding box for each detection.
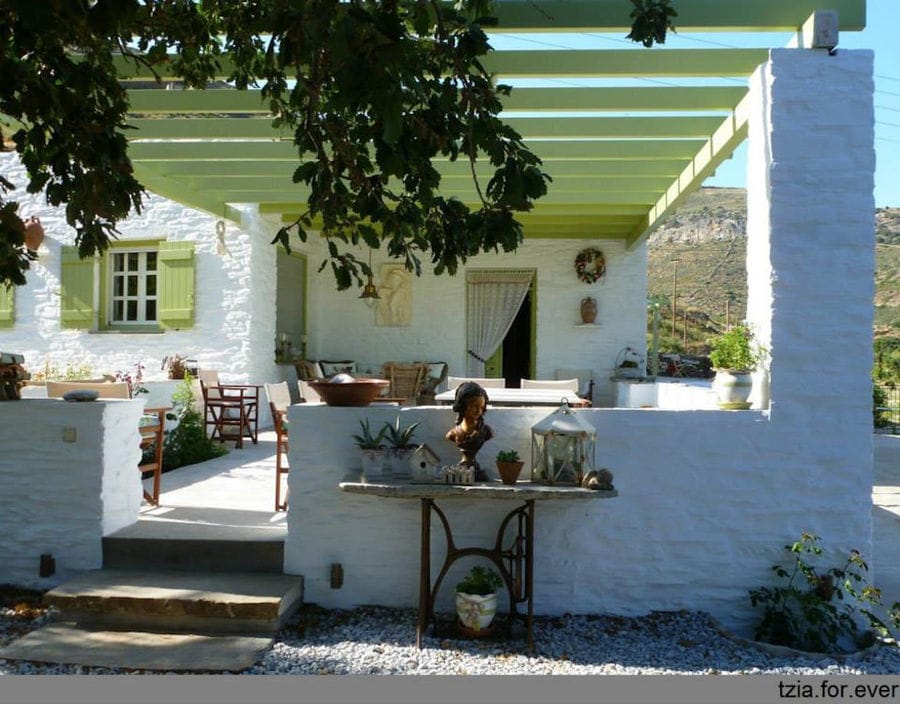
[109,249,158,325]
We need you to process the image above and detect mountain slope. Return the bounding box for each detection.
[647,187,900,349]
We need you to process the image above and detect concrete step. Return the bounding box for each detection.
[104,506,287,573]
[103,536,285,573]
[44,569,304,636]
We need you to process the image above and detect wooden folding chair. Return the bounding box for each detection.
[265,382,291,512]
[138,407,167,505]
[199,370,260,449]
[381,362,428,405]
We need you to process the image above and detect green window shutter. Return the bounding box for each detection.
[158,241,195,329]
[0,285,14,328]
[60,246,95,329]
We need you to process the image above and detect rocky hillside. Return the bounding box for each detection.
[647,187,900,343]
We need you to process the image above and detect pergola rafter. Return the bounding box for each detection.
[115,0,865,242]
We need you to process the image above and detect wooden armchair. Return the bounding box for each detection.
[380,362,428,405]
[415,361,449,405]
[199,370,259,449]
[45,381,167,505]
[264,382,291,512]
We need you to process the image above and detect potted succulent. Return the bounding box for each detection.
[455,565,504,633]
[382,416,420,478]
[495,449,524,485]
[351,418,387,480]
[708,325,762,409]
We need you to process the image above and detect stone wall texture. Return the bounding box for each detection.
[0,400,143,588]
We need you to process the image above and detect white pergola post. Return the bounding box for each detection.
[745,46,875,536]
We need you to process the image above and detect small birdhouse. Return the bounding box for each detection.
[409,444,442,483]
[531,400,597,485]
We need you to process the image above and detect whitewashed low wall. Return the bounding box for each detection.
[614,379,720,410]
[285,404,871,636]
[0,400,143,588]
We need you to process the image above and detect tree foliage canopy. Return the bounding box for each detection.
[0,0,674,290]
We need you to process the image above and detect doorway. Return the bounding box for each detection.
[484,288,533,387]
[466,269,535,383]
[275,249,307,360]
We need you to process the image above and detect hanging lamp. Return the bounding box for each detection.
[359,249,380,306]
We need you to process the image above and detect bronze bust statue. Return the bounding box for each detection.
[445,381,494,481]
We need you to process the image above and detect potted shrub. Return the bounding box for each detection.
[351,418,387,480]
[495,449,524,485]
[382,416,420,479]
[455,565,504,633]
[708,325,762,409]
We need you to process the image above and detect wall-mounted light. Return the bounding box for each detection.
[215,219,231,256]
[359,249,380,307]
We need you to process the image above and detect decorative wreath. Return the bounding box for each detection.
[574,247,606,284]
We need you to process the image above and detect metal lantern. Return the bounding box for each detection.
[530,400,596,485]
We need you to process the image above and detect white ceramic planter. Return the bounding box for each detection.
[712,369,753,409]
[360,449,387,480]
[455,592,498,631]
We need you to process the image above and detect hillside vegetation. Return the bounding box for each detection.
[647,188,900,354]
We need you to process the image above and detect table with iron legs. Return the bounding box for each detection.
[339,482,616,649]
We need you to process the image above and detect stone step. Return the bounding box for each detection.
[44,569,304,636]
[0,622,273,672]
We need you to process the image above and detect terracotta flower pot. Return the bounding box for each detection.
[496,460,524,485]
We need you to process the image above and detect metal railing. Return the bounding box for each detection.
[875,383,900,434]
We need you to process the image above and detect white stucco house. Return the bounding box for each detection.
[0,3,878,635]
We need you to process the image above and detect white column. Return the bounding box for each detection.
[746,48,875,426]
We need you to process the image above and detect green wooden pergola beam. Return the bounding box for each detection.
[172,174,675,194]
[137,158,687,179]
[199,188,664,206]
[485,49,768,78]
[115,48,767,81]
[490,0,865,32]
[500,86,747,112]
[129,139,707,161]
[125,86,748,114]
[127,115,728,140]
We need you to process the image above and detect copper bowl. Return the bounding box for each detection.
[307,378,390,406]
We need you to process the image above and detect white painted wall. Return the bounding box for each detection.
[294,233,647,406]
[284,49,876,637]
[0,400,144,588]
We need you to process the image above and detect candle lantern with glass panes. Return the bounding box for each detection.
[530,400,596,485]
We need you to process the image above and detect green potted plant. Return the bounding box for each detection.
[382,416,420,479]
[351,418,387,480]
[455,565,504,633]
[708,325,762,409]
[495,449,524,485]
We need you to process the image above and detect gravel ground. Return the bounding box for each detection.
[2,596,900,676]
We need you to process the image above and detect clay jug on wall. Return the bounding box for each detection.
[580,296,597,324]
[23,217,44,252]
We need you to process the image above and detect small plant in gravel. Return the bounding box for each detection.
[749,532,900,654]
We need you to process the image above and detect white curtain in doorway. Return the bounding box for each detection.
[465,269,534,376]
